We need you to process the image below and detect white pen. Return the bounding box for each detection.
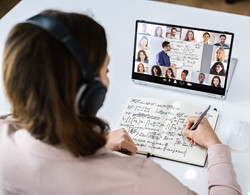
[190,105,211,130]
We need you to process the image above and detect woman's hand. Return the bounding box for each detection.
[106,128,138,156]
[182,116,221,149]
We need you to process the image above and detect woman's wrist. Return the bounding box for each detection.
[207,139,222,148]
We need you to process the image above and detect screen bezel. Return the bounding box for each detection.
[132,20,234,96]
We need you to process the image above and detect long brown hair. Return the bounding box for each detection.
[2,10,109,157]
[184,30,195,41]
[136,50,148,62]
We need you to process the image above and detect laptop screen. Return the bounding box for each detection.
[132,20,234,96]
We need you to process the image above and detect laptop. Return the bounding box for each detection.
[132,20,236,99]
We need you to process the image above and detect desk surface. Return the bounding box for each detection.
[0,0,249,194]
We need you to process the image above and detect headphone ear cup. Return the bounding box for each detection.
[76,79,107,116]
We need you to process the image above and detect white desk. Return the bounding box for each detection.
[0,0,249,194]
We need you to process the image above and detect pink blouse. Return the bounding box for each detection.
[0,118,242,195]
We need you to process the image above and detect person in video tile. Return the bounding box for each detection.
[154,26,163,38]
[184,30,196,42]
[179,70,190,82]
[136,50,149,63]
[165,67,175,79]
[151,65,162,77]
[156,41,171,67]
[215,47,227,62]
[211,75,222,88]
[166,27,180,40]
[138,23,151,36]
[138,36,149,50]
[137,63,145,74]
[214,34,229,48]
[198,73,208,85]
[203,32,210,44]
[210,62,226,76]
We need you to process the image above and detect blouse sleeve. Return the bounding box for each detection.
[207,144,242,195]
[134,144,242,195]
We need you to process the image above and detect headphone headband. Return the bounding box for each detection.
[25,14,95,80]
[24,13,107,115]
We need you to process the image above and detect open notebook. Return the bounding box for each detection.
[115,97,219,167]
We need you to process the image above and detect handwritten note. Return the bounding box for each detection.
[166,39,204,71]
[116,97,218,166]
[116,98,171,153]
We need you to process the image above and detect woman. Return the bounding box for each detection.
[215,47,226,62]
[211,75,222,88]
[154,26,163,38]
[179,70,190,82]
[138,35,148,50]
[137,63,145,73]
[165,67,175,79]
[203,32,210,44]
[151,65,162,76]
[210,61,226,76]
[0,10,241,194]
[184,30,196,42]
[136,50,149,63]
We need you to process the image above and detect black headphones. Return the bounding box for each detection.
[24,14,107,116]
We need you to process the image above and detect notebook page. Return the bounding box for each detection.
[115,97,172,154]
[153,101,218,166]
